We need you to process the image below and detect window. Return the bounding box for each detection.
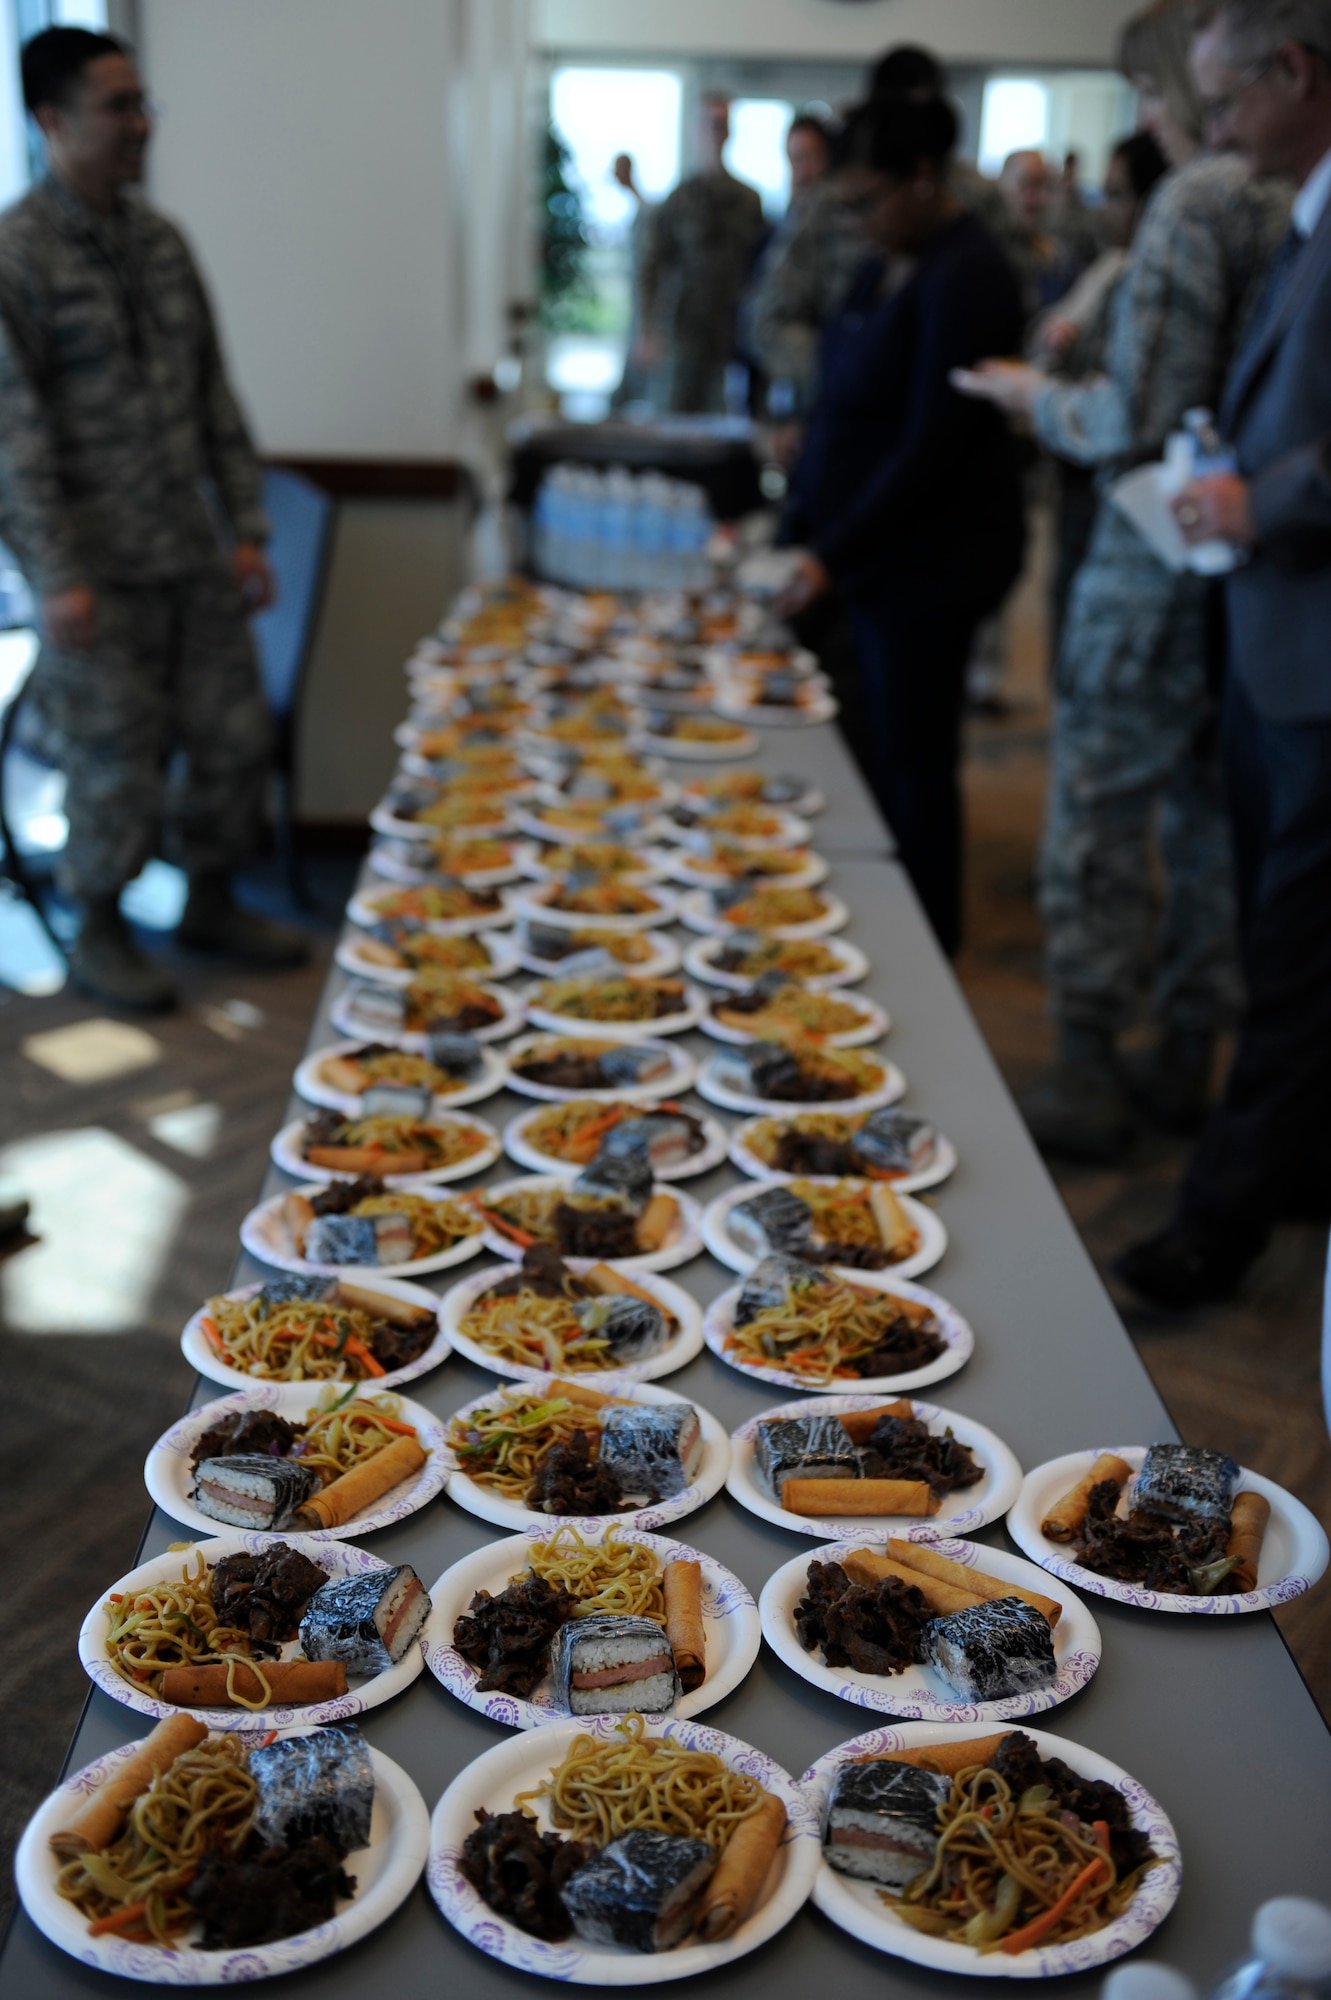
[725,98,793,218]
[978,78,1049,175]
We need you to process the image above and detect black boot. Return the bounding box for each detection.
[1017,1023,1137,1164]
[1114,1216,1258,1308]
[1121,1026,1216,1134]
[67,898,177,1011]
[177,874,309,968]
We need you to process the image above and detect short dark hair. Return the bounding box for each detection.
[1110,128,1170,200]
[21,25,127,114]
[788,113,830,149]
[867,44,946,99]
[855,91,959,178]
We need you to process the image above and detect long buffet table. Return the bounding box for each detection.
[5,711,1329,1998]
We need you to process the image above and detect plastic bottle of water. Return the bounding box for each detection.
[1210,1898,1331,2000]
[1102,1964,1197,2000]
[602,468,634,591]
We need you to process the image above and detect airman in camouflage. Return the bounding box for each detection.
[0,27,302,1007]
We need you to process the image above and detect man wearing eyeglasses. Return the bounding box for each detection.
[0,27,304,1009]
[1117,0,1331,1306]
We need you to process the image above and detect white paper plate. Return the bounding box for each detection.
[678,889,850,939]
[761,1537,1099,1723]
[1008,1447,1331,1615]
[475,1173,704,1275]
[638,725,759,761]
[78,1535,427,1729]
[667,851,829,894]
[519,846,675,886]
[521,979,708,1042]
[513,807,676,849]
[683,932,868,991]
[329,979,525,1050]
[505,1033,698,1104]
[514,929,682,980]
[422,1525,759,1728]
[504,1103,729,1183]
[240,1179,486,1279]
[801,1722,1181,1978]
[182,1275,450,1394]
[16,1735,429,1986]
[702,1177,946,1284]
[443,1264,703,1385]
[698,644,821,681]
[426,1715,821,1984]
[511,882,681,933]
[346,883,519,934]
[727,1394,1021,1542]
[441,1373,730,1534]
[662,807,811,852]
[727,1118,958,1196]
[716,697,838,728]
[702,989,888,1049]
[293,1039,508,1116]
[145,1385,449,1541]
[334,928,520,987]
[696,1051,906,1119]
[681,778,824,818]
[704,1270,973,1398]
[366,832,534,887]
[367,809,521,850]
[270,1112,502,1188]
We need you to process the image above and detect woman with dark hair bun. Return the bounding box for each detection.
[778,92,1026,956]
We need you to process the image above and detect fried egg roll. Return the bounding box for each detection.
[781,1477,939,1517]
[294,1432,427,1529]
[663,1558,706,1692]
[159,1660,348,1706]
[858,1732,1009,1777]
[885,1538,1063,1628]
[1226,1489,1270,1593]
[1041,1453,1132,1541]
[48,1715,208,1857]
[836,1399,914,1444]
[841,1547,983,1616]
[696,1791,787,1941]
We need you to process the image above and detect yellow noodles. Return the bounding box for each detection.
[458,1288,615,1373]
[297,1392,418,1481]
[447,1388,606,1496]
[104,1552,272,1709]
[349,1190,481,1256]
[517,1713,764,1848]
[206,1293,386,1383]
[526,1526,665,1621]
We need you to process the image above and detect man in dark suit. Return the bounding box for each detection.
[1117,0,1331,1305]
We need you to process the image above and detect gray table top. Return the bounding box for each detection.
[6,752,1328,1997]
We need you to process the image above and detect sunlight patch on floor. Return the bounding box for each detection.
[21,1017,163,1084]
[148,1100,222,1158]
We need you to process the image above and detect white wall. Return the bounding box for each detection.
[535,0,1142,66]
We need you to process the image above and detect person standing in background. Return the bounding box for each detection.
[635,94,764,414]
[1051,148,1105,269]
[998,150,1081,317]
[957,0,1288,1161]
[609,153,657,411]
[1118,0,1331,1306]
[0,27,304,1011]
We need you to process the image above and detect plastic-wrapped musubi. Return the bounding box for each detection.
[191,1453,320,1531]
[249,1724,375,1854]
[848,1109,936,1177]
[752,1416,859,1501]
[562,1829,716,1951]
[299,1566,432,1675]
[426,1029,485,1078]
[549,1613,678,1714]
[920,1597,1057,1702]
[711,1040,803,1100]
[733,1252,836,1327]
[573,1290,671,1364]
[822,1760,949,1886]
[598,1403,702,1500]
[1133,1442,1240,1524]
[727,1185,815,1259]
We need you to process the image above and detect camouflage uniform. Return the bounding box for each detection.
[639,169,765,413]
[0,176,272,899]
[1032,154,1291,1036]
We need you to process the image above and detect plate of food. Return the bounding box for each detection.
[662,803,811,852]
[346,879,518,937]
[443,1254,703,1384]
[667,847,829,894]
[427,1712,820,1982]
[519,842,675,886]
[712,686,838,728]
[442,1374,728,1534]
[293,1036,507,1116]
[504,1100,729,1183]
[522,973,707,1041]
[762,1539,1098,1724]
[334,925,520,987]
[679,771,824,818]
[702,981,888,1048]
[513,879,681,933]
[146,1385,447,1542]
[367,800,518,848]
[704,1259,973,1396]
[696,1041,904,1118]
[505,1033,697,1104]
[702,1176,945,1283]
[79,1535,432,1728]
[15,1720,428,1983]
[329,975,525,1048]
[729,1107,957,1195]
[679,885,850,940]
[474,1171,704,1275]
[364,830,534,885]
[802,1722,1180,1977]
[638,714,760,760]
[726,1395,1021,1542]
[240,1178,486,1278]
[271,1106,501,1188]
[514,919,682,979]
[182,1274,447,1392]
[423,1524,759,1728]
[683,931,868,991]
[1007,1444,1330,1615]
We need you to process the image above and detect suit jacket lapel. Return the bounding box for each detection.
[1224,201,1331,429]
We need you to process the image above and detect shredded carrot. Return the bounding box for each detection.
[999,1856,1108,1955]
[473,1201,536,1248]
[199,1315,228,1358]
[340,1335,386,1377]
[1092,1820,1111,1853]
[257,1729,279,1749]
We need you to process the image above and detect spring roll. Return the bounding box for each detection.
[664,1559,706,1692]
[842,1548,983,1617]
[545,1377,622,1411]
[284,1192,316,1254]
[869,1184,915,1255]
[634,1191,677,1252]
[306,1145,432,1176]
[885,1538,1063,1629]
[1041,1453,1133,1541]
[160,1660,348,1707]
[836,1400,914,1444]
[319,1056,373,1095]
[781,1477,939,1518]
[294,1432,427,1529]
[356,937,406,968]
[334,1279,436,1329]
[1226,1490,1270,1593]
[583,1263,666,1308]
[696,1791,787,1942]
[858,1731,1010,1777]
[49,1715,208,1857]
